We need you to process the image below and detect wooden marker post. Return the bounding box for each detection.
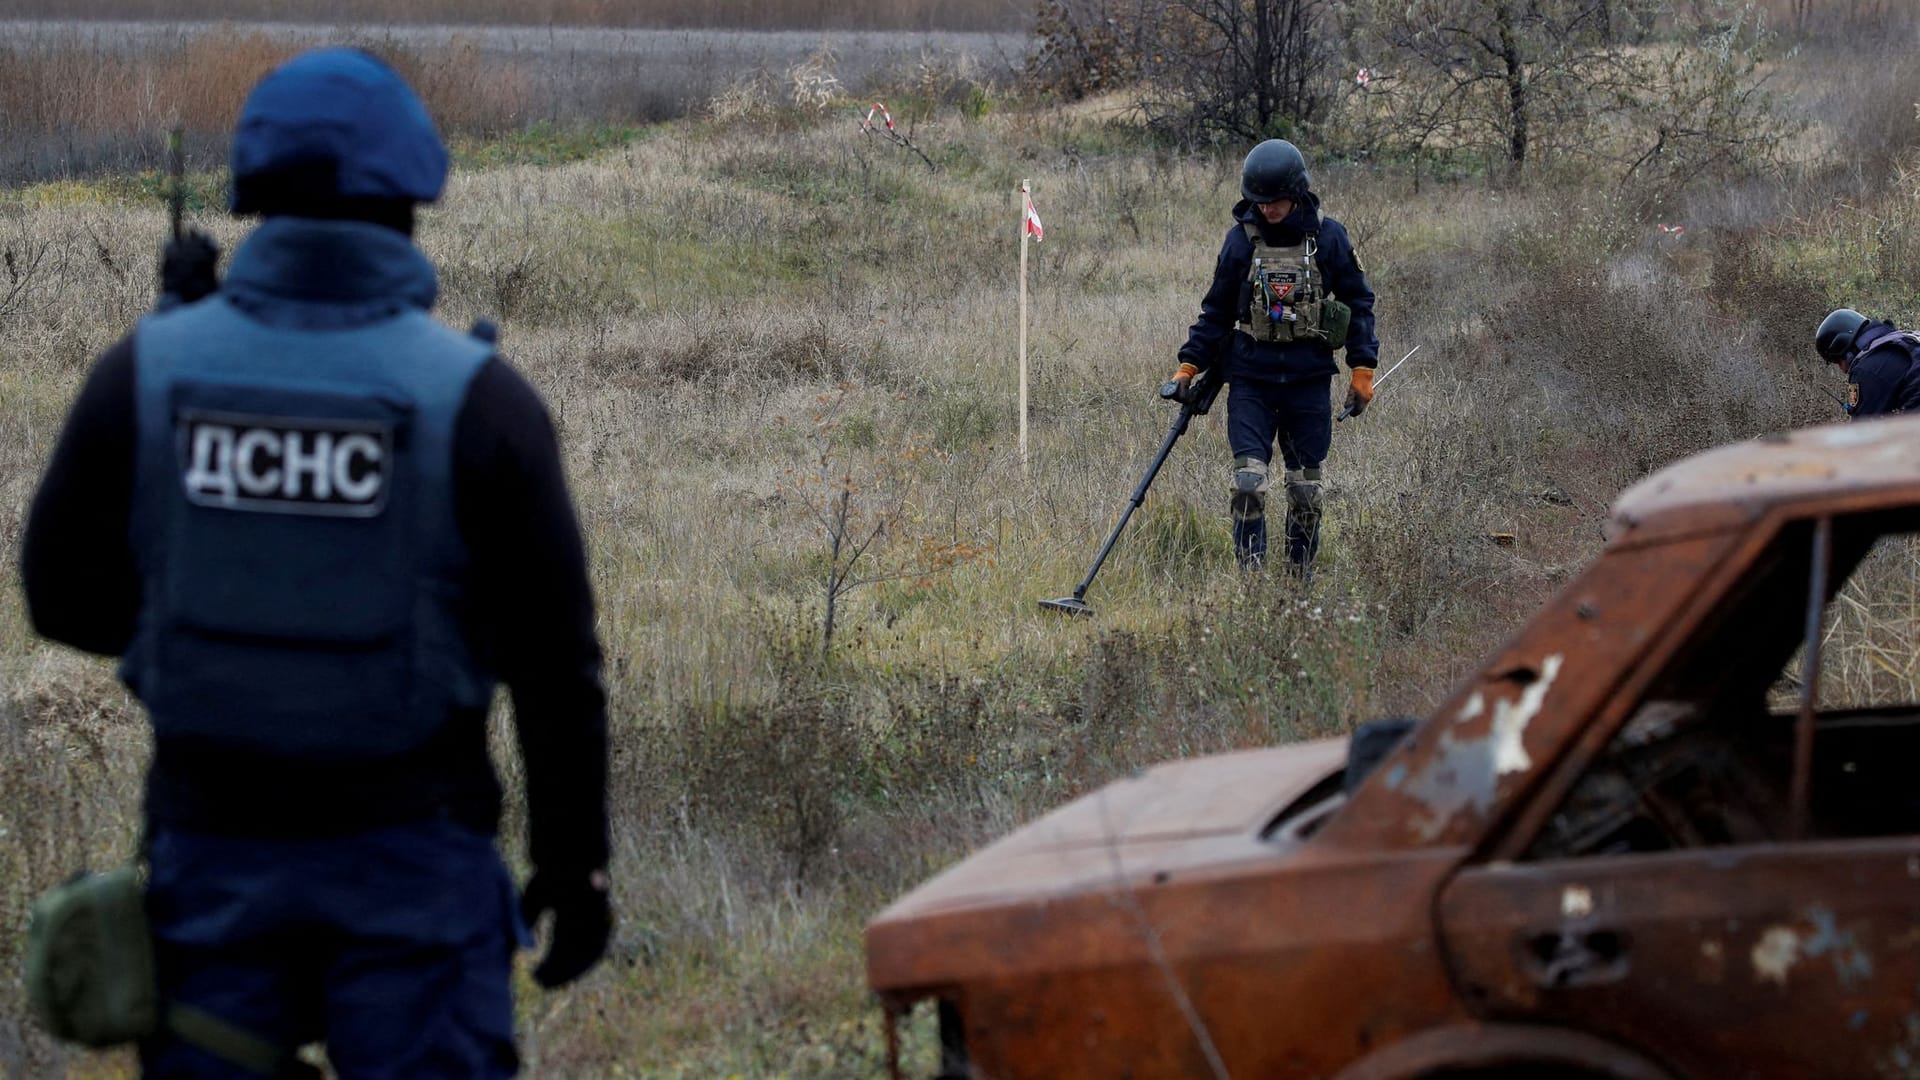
[1018,180,1044,472]
[1019,179,1031,473]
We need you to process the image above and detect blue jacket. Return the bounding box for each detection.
[1849,322,1920,418]
[1178,194,1378,383]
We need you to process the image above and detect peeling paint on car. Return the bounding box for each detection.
[1697,938,1727,985]
[1457,692,1486,724]
[1884,1012,1920,1079]
[1753,926,1802,986]
[1818,425,1888,449]
[1493,655,1563,776]
[1404,655,1565,840]
[1804,906,1876,990]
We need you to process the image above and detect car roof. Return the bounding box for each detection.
[1608,415,1920,544]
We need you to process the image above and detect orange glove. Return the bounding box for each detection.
[1344,366,1375,418]
[1171,361,1200,385]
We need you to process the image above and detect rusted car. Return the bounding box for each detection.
[867,416,1920,1079]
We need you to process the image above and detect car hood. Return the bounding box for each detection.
[866,738,1347,991]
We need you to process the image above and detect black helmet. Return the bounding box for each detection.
[1816,308,1869,363]
[1241,139,1310,204]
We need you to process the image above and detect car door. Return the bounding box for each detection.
[1439,839,1920,1078]
[1438,513,1920,1079]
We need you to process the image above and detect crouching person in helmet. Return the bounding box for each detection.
[1168,139,1378,575]
[20,48,610,1077]
[1817,307,1920,418]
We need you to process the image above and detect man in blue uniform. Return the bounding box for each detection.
[1817,307,1920,418]
[20,48,610,1077]
[1167,139,1378,574]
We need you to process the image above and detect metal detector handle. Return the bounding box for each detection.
[1065,402,1197,601]
[1159,369,1221,416]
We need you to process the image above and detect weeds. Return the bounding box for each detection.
[0,0,1026,30]
[3,24,1920,1078]
[779,385,990,653]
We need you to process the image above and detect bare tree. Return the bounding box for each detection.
[0,226,53,329]
[1351,0,1628,178]
[1142,0,1337,143]
[1608,9,1789,188]
[782,385,989,655]
[1346,0,1783,187]
[1031,0,1168,98]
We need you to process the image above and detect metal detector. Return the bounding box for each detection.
[1039,371,1222,617]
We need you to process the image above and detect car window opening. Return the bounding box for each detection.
[1528,512,1920,861]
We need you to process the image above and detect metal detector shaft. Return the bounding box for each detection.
[167,127,184,243]
[1062,403,1197,603]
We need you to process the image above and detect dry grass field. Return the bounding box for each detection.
[3,10,1920,1078]
[0,0,1025,30]
[0,21,1024,183]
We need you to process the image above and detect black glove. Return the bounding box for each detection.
[520,867,613,988]
[159,229,221,306]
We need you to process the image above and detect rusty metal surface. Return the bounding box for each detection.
[1439,841,1920,1078]
[1323,530,1742,855]
[887,851,1471,1078]
[870,740,1345,928]
[1329,1022,1678,1080]
[1608,415,1920,544]
[866,416,1920,1080]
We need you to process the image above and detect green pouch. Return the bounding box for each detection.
[26,865,159,1047]
[1321,298,1352,350]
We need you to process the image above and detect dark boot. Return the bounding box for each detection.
[1230,456,1269,570]
[1284,467,1323,577]
[1234,516,1267,570]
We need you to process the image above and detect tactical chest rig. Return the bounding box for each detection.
[1235,223,1349,346]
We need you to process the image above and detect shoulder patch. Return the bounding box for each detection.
[177,409,391,517]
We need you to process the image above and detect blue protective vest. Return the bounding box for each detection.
[124,288,495,762]
[1848,324,1920,417]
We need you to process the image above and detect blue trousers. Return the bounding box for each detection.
[1225,375,1332,568]
[139,821,527,1079]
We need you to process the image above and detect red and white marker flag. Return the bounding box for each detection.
[1023,188,1045,242]
[861,101,896,134]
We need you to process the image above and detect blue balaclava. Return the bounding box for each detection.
[229,47,448,224]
